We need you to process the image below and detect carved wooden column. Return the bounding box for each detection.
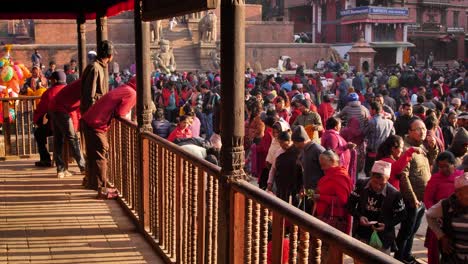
[96,9,108,45]
[77,14,86,75]
[96,8,109,89]
[134,0,152,232]
[219,0,246,263]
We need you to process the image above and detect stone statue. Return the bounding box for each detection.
[151,20,163,43]
[154,39,176,74]
[198,11,217,43]
[210,50,220,70]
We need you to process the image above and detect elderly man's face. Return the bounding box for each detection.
[369,175,388,193]
[408,120,427,143]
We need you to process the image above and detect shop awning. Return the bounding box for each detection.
[0,0,134,20]
[369,41,415,48]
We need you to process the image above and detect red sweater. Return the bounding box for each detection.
[33,84,66,124]
[167,126,192,142]
[316,166,352,217]
[380,147,416,190]
[317,102,334,126]
[424,169,462,209]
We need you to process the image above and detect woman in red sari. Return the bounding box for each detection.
[314,150,353,264]
[423,151,463,264]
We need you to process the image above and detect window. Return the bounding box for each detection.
[416,9,422,24]
[374,24,395,41]
[441,10,446,26]
[453,11,459,27]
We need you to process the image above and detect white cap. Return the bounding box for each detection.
[371,160,392,177]
[454,173,468,189]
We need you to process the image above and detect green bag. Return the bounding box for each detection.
[369,230,383,249]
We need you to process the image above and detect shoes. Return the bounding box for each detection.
[57,170,73,178]
[35,161,52,167]
[403,256,422,264]
[96,188,119,200]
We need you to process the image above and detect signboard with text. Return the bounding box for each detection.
[340,6,409,17]
[142,0,218,21]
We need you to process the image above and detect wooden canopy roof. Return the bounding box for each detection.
[0,0,134,19]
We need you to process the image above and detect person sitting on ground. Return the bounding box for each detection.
[167,115,193,142]
[152,108,171,138]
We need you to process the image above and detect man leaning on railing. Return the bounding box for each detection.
[81,76,137,199]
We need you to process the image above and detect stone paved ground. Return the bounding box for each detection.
[0,159,164,264]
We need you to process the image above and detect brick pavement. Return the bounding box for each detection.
[0,159,164,264]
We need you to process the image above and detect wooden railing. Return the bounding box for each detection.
[0,96,41,158]
[108,118,399,264]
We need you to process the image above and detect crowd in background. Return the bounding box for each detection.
[28,48,468,264]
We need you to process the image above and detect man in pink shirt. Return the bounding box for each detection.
[81,77,137,198]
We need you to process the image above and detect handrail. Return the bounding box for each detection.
[231,179,400,264]
[0,96,41,101]
[141,131,221,177]
[108,118,403,264]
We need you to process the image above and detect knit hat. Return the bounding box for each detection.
[451,98,461,106]
[291,125,310,142]
[458,112,468,120]
[347,92,359,102]
[210,133,222,149]
[451,128,467,147]
[454,173,468,189]
[299,99,311,109]
[278,131,291,141]
[50,71,67,84]
[371,160,392,177]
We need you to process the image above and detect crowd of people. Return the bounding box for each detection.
[28,45,468,264]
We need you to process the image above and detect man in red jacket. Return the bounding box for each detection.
[81,77,137,199]
[32,71,67,167]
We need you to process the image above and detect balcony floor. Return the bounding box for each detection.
[0,159,164,264]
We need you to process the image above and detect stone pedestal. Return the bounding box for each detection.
[199,41,218,71]
[347,37,376,73]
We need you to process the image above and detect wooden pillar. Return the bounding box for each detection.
[134,0,153,232]
[219,0,246,263]
[134,0,152,132]
[96,9,108,45]
[77,15,86,75]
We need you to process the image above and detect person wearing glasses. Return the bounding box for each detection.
[395,118,439,264]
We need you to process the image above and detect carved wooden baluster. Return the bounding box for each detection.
[149,142,154,235]
[206,174,214,264]
[168,152,173,257]
[298,229,310,264]
[187,163,193,264]
[289,225,298,264]
[260,207,269,264]
[171,152,176,258]
[244,199,252,264]
[191,164,198,263]
[211,177,218,263]
[157,145,164,250]
[252,202,261,264]
[26,100,32,154]
[164,148,169,251]
[183,160,189,263]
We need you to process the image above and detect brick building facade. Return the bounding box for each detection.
[280,0,466,66]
